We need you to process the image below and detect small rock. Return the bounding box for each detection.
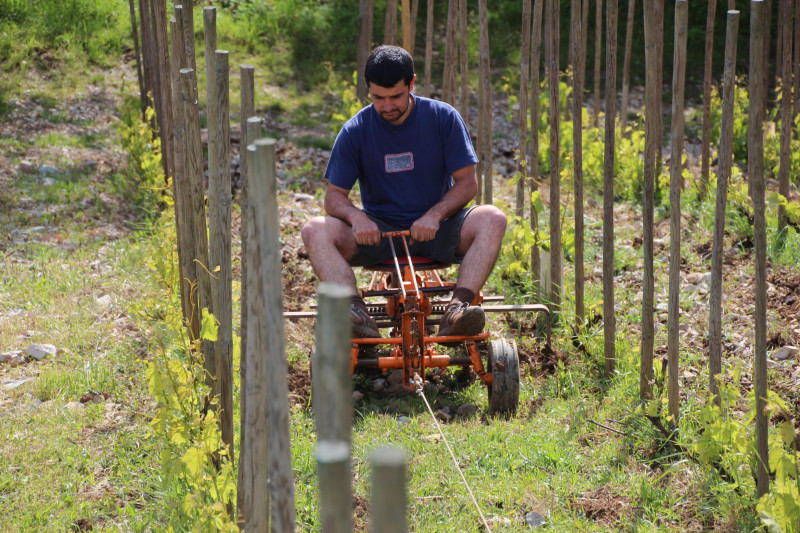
[487,516,512,527]
[39,165,58,176]
[372,378,387,392]
[8,355,26,368]
[3,377,34,390]
[95,294,112,308]
[656,302,668,312]
[770,346,798,361]
[64,402,85,411]
[18,160,36,174]
[353,390,364,402]
[387,370,405,387]
[435,407,452,422]
[396,415,411,425]
[525,511,547,528]
[24,343,57,361]
[0,352,16,364]
[456,403,478,418]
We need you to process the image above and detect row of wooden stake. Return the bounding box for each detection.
[129,2,414,530]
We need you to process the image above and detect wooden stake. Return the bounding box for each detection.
[779,0,792,232]
[548,0,561,310]
[458,0,469,122]
[641,0,658,400]
[530,0,544,289]
[479,0,492,204]
[748,0,770,498]
[385,0,398,45]
[602,0,618,376]
[357,0,374,101]
[793,0,800,118]
[573,0,586,330]
[153,0,173,182]
[411,0,420,52]
[709,9,739,407]
[594,0,603,127]
[368,447,406,533]
[700,0,718,197]
[518,0,533,218]
[443,0,458,105]
[402,0,412,52]
[241,117,267,533]
[181,2,197,73]
[620,0,635,135]
[667,0,688,425]
[128,0,146,117]
[425,0,434,97]
[316,441,353,533]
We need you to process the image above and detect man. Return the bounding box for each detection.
[301,45,506,339]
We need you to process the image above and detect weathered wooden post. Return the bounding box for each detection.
[548,0,561,310]
[139,0,155,110]
[700,0,718,197]
[593,0,603,127]
[313,283,354,444]
[458,0,469,122]
[127,0,146,116]
[667,0,687,425]
[402,0,412,52]
[153,0,173,182]
[478,0,493,204]
[518,0,533,219]
[385,0,398,45]
[424,0,434,97]
[170,9,195,339]
[357,0,374,101]
[180,2,197,72]
[602,0,618,377]
[209,49,234,462]
[530,0,544,289]
[709,10,739,407]
[778,0,792,233]
[443,0,458,104]
[620,0,635,135]
[794,0,800,119]
[316,441,353,533]
[240,117,267,532]
[181,67,214,382]
[748,0,770,499]
[250,138,296,530]
[368,447,407,533]
[641,0,658,400]
[572,0,585,329]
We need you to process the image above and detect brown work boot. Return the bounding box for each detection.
[438,301,485,337]
[351,304,381,338]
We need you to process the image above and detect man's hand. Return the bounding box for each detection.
[351,212,381,246]
[410,212,440,244]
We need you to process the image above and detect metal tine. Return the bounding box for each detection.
[399,233,420,294]
[386,236,407,298]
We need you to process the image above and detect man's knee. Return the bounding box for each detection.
[301,216,325,247]
[472,205,507,237]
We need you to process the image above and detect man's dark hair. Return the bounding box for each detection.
[364,45,415,88]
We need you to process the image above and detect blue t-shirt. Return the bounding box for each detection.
[324,95,478,228]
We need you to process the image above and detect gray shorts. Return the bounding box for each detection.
[347,207,476,267]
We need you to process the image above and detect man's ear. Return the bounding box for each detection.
[409,74,416,93]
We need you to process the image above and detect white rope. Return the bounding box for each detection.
[412,374,492,532]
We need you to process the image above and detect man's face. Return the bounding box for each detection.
[368,76,415,125]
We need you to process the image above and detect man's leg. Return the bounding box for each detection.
[301,216,380,338]
[439,205,507,337]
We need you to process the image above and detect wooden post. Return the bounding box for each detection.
[593,0,603,127]
[139,0,155,108]
[316,441,353,533]
[170,11,196,340]
[602,0,618,376]
[212,50,234,463]
[251,138,296,530]
[180,68,214,386]
[128,0,146,117]
[357,0,374,101]
[530,0,544,289]
[518,0,533,219]
[620,0,635,135]
[458,0,469,122]
[181,2,197,72]
[240,117,267,532]
[641,0,658,400]
[582,0,590,98]
[667,0,687,425]
[548,0,561,310]
[478,0,492,204]
[443,0,458,105]
[368,447,406,533]
[204,6,217,115]
[655,0,664,178]
[763,0,772,116]
[700,0,718,197]
[779,0,792,232]
[153,0,173,182]
[573,0,585,329]
[424,0,434,97]
[402,0,411,52]
[748,0,770,499]
[411,0,420,52]
[709,10,739,407]
[385,0,398,45]
[793,0,800,118]
[313,283,354,444]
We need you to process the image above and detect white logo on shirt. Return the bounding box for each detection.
[385,152,414,173]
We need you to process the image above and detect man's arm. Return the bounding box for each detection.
[410,164,477,242]
[323,183,382,245]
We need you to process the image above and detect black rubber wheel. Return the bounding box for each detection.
[487,338,520,417]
